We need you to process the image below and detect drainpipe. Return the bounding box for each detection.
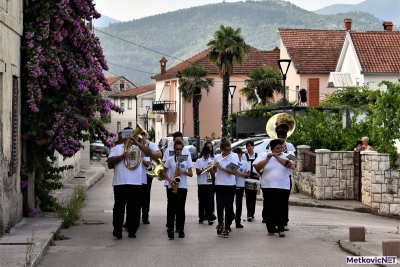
[134,96,138,125]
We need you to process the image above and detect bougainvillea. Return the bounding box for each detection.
[22,0,121,209]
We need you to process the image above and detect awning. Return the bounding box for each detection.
[326,72,355,88]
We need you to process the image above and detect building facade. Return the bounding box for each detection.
[0,0,23,233]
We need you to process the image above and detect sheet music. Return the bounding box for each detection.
[122,129,133,138]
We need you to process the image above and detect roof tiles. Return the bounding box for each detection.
[350,31,400,73]
[110,83,155,97]
[278,29,346,74]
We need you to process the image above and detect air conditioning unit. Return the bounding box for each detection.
[155,114,161,122]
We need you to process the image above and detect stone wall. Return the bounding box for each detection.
[293,146,354,200]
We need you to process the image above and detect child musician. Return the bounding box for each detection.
[232,147,250,228]
[163,140,193,239]
[196,146,216,225]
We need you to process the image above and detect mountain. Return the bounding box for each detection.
[314,0,400,25]
[92,14,120,28]
[96,0,388,87]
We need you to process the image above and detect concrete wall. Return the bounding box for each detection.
[54,151,82,185]
[0,0,23,233]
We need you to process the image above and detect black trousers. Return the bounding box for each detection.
[235,187,245,223]
[113,185,142,234]
[198,184,213,220]
[166,188,187,231]
[245,188,257,218]
[141,176,153,221]
[215,185,236,230]
[262,188,290,233]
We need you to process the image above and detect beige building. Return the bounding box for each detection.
[0,0,23,233]
[151,47,280,143]
[109,84,156,135]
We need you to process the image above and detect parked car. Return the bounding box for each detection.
[252,138,272,153]
[215,136,266,154]
[162,137,198,161]
[90,140,110,157]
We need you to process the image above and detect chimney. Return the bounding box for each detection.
[344,18,352,31]
[159,57,168,74]
[383,21,393,32]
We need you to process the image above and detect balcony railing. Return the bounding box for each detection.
[152,101,176,113]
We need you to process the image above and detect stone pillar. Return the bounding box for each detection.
[296,145,310,172]
[315,149,331,199]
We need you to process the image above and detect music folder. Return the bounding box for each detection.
[177,155,188,162]
[122,129,133,138]
[286,154,298,162]
[226,162,240,171]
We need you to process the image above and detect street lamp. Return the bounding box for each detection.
[277,59,291,112]
[228,85,237,142]
[193,94,202,155]
[145,106,150,132]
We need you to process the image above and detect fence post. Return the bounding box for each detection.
[296,145,310,172]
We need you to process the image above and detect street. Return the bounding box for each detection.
[39,159,400,267]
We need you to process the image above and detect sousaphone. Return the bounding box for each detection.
[266,113,296,139]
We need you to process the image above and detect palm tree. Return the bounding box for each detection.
[207,25,251,137]
[178,65,214,140]
[240,66,282,106]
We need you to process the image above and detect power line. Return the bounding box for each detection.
[107,61,157,75]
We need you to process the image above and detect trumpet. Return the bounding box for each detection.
[200,162,214,183]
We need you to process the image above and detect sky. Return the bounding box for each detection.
[94,0,365,22]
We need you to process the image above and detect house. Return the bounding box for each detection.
[100,76,138,134]
[108,84,156,135]
[278,19,350,106]
[330,21,400,90]
[0,0,23,233]
[151,47,280,142]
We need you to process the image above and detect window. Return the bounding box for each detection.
[128,98,132,109]
[120,83,124,89]
[114,98,118,105]
[117,122,121,133]
[120,98,124,109]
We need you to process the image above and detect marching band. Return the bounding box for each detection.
[108,113,297,240]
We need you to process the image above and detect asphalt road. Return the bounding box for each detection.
[40,159,400,267]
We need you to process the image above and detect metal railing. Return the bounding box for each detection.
[303,150,316,174]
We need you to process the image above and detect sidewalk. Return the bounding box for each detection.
[0,161,105,267]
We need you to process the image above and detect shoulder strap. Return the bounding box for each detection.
[245,153,250,161]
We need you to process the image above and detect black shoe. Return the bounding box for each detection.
[199,219,204,224]
[113,230,122,239]
[210,214,217,221]
[247,217,253,222]
[122,223,127,229]
[168,231,174,240]
[208,221,214,225]
[142,219,150,224]
[128,232,136,238]
[178,231,185,238]
[236,223,244,228]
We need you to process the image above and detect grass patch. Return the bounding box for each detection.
[55,185,87,228]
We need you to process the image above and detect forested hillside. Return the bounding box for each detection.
[96,0,385,87]
[314,0,400,25]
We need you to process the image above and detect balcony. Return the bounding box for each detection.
[152,101,176,114]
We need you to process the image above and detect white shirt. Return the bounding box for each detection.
[253,152,291,190]
[235,160,249,188]
[164,155,193,189]
[108,144,143,186]
[213,153,240,186]
[141,141,159,185]
[196,156,213,185]
[163,146,192,162]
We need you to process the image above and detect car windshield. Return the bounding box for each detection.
[167,138,190,147]
[92,140,103,145]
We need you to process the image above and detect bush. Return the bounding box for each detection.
[55,185,86,228]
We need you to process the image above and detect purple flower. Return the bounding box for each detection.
[28,207,35,213]
[21,180,27,189]
[22,133,30,140]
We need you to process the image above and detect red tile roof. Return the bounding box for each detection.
[110,83,155,97]
[107,76,120,85]
[278,29,346,74]
[350,31,400,73]
[152,47,280,80]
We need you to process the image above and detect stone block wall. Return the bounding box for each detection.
[361,152,400,215]
[292,146,354,200]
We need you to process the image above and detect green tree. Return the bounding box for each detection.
[178,65,214,138]
[207,25,251,137]
[240,66,282,105]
